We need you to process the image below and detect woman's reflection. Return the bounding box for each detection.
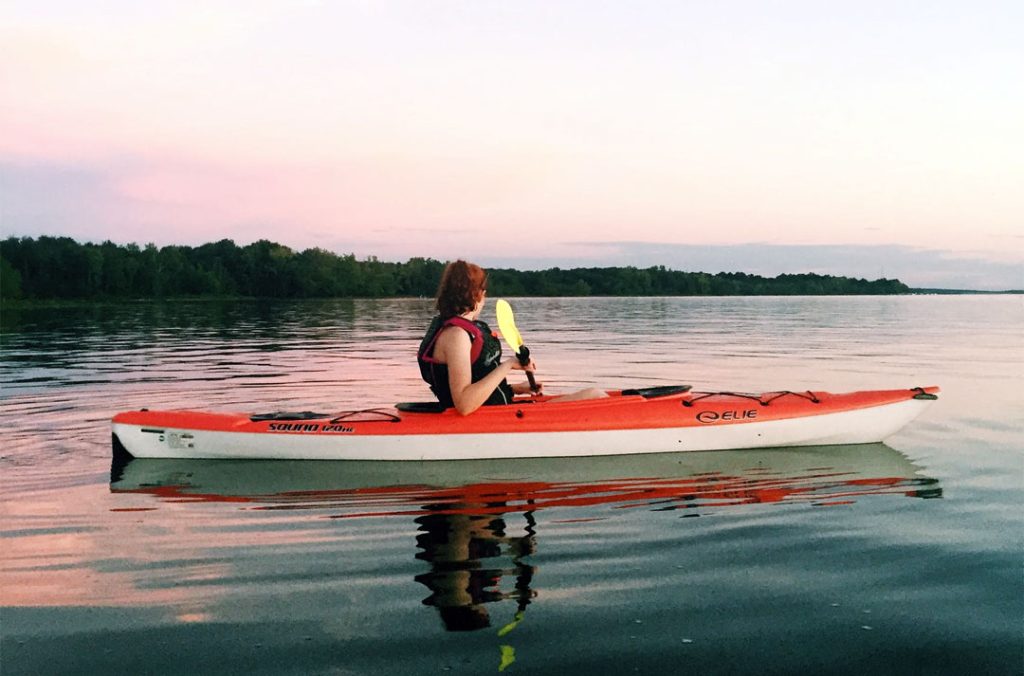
[414,504,537,632]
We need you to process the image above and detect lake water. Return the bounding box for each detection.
[1,296,1022,675]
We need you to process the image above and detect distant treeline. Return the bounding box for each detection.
[1,236,910,300]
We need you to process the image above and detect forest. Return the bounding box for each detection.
[0,236,910,300]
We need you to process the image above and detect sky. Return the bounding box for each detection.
[1,1,1022,289]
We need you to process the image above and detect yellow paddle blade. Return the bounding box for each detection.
[498,644,516,672]
[495,299,524,353]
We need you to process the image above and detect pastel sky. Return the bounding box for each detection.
[2,1,1022,289]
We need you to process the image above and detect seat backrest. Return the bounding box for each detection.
[395,401,449,413]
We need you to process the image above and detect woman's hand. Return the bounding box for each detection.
[505,357,541,395]
[512,380,542,395]
[506,357,536,372]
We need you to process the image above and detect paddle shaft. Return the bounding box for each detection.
[517,345,539,392]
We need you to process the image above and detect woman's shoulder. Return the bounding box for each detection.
[434,324,473,361]
[437,324,473,343]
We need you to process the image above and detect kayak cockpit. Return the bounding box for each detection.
[395,385,694,414]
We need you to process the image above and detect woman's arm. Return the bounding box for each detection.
[435,328,530,415]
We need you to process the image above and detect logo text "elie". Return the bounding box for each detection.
[696,409,758,424]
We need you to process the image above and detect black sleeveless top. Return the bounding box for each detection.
[417,315,514,408]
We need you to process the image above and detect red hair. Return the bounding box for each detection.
[435,260,487,318]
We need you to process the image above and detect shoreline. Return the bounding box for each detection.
[2,289,1022,309]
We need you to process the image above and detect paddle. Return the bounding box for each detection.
[495,299,540,393]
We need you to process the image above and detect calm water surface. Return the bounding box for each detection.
[2,296,1022,675]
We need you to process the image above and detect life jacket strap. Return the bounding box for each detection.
[418,316,485,365]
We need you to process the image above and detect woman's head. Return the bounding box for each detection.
[435,260,487,318]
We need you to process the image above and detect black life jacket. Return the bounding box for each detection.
[417,315,513,408]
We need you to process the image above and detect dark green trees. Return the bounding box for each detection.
[0,236,910,301]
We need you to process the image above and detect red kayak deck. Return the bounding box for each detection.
[112,387,940,436]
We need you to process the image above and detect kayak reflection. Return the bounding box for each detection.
[110,443,940,633]
[110,443,942,515]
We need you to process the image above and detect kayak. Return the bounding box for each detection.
[110,385,939,461]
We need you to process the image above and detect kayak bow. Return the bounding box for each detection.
[111,386,939,461]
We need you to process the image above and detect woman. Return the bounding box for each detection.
[418,260,606,415]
